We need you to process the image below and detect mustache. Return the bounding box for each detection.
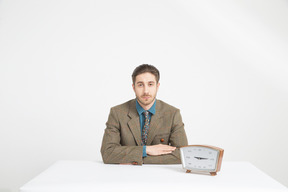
[142,94,151,97]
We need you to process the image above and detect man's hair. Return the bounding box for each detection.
[132,64,160,85]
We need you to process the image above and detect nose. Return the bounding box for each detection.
[144,85,149,94]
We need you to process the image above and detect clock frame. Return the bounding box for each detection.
[180,145,224,176]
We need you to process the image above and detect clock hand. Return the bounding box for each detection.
[194,157,208,160]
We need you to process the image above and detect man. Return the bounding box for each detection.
[101,64,188,165]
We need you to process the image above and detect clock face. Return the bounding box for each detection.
[180,146,220,172]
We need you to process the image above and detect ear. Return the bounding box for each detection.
[132,83,135,92]
[157,82,160,90]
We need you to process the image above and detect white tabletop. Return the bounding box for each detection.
[20,161,288,192]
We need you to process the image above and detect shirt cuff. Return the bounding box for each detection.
[143,146,147,157]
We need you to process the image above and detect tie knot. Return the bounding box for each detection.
[144,111,149,118]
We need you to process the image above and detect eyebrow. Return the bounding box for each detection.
[136,81,155,84]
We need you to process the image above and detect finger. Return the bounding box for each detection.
[159,151,173,155]
[161,148,176,152]
[161,146,176,150]
[157,144,175,148]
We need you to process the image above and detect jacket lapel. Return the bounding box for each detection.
[146,113,162,145]
[127,100,142,146]
[146,100,163,145]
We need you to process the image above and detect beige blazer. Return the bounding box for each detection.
[101,99,188,165]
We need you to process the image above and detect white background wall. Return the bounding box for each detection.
[1,0,288,191]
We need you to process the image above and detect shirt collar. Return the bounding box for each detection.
[136,99,156,115]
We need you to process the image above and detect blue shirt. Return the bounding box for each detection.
[136,99,156,157]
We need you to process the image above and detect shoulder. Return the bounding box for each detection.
[110,99,135,113]
[156,100,183,124]
[156,99,179,114]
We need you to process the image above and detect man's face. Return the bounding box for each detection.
[133,72,160,109]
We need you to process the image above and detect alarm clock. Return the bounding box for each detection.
[180,145,224,176]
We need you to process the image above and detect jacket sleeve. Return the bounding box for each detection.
[143,109,188,164]
[101,108,143,165]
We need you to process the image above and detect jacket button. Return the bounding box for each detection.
[132,161,138,165]
[160,138,164,142]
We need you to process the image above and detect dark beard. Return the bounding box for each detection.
[136,95,155,107]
